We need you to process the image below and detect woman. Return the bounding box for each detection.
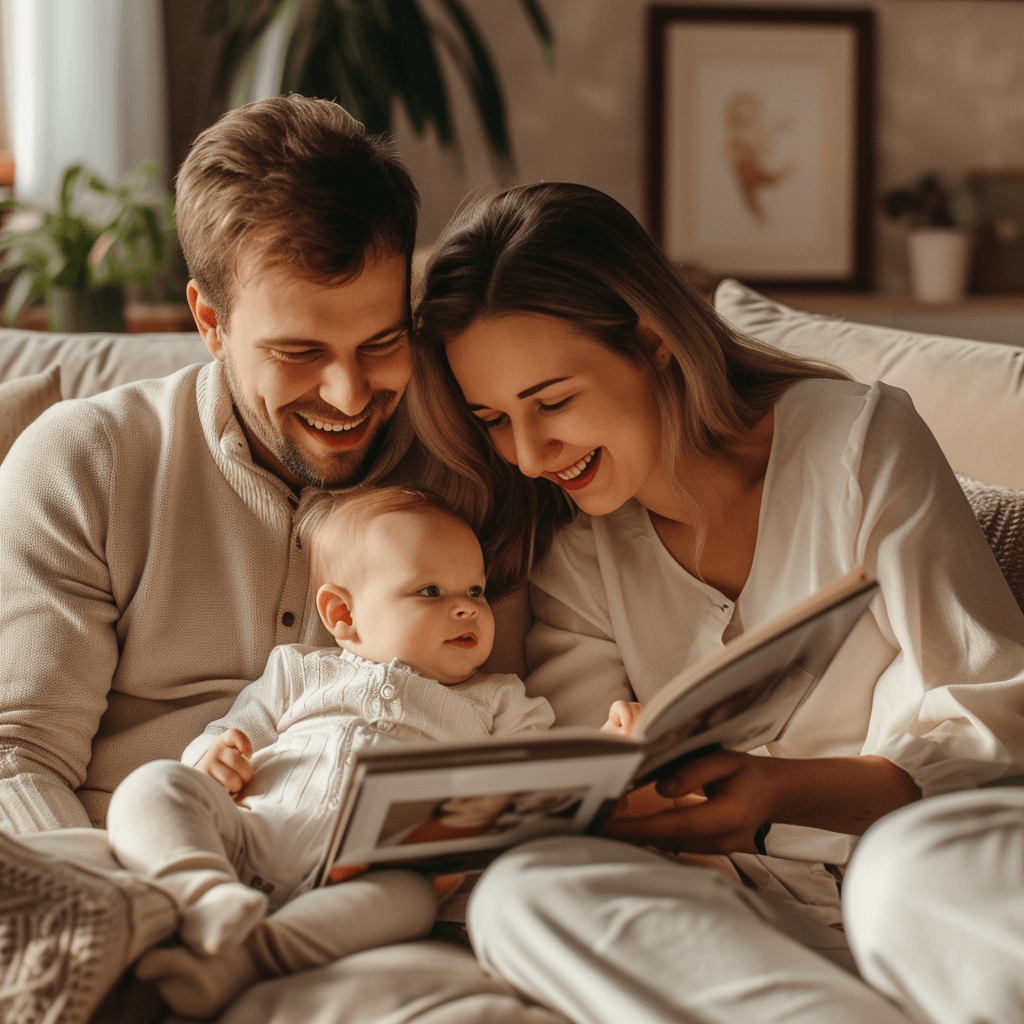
[408,182,1024,1024]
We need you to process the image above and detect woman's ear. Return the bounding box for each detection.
[317,583,357,641]
[637,321,672,370]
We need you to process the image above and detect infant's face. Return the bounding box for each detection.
[345,511,495,683]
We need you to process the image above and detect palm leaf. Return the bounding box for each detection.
[518,0,554,65]
[214,0,290,98]
[385,0,454,142]
[433,0,510,167]
[204,0,552,168]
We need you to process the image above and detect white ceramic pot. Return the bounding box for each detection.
[907,228,972,303]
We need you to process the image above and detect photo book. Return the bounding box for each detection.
[320,569,878,883]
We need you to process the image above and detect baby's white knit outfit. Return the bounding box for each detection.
[106,644,553,1015]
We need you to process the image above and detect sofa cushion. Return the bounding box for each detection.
[957,474,1024,613]
[0,328,210,400]
[0,365,61,462]
[715,279,1024,492]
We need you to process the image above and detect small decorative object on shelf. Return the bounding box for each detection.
[0,161,174,333]
[882,172,978,303]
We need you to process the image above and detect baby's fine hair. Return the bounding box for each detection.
[299,485,469,589]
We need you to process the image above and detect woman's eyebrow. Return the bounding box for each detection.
[466,376,573,410]
[517,376,571,399]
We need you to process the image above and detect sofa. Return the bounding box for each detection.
[5,279,1024,488]
[2,281,1024,1023]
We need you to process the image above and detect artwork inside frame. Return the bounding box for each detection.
[646,6,876,291]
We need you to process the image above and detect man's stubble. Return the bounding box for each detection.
[222,350,399,489]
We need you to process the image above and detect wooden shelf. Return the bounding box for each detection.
[16,303,196,334]
[759,292,1024,347]
[765,292,1024,314]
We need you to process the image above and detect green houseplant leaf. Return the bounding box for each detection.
[206,0,553,175]
[0,160,174,329]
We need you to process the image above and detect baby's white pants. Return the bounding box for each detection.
[844,787,1024,1024]
[468,834,914,1024]
[107,759,436,973]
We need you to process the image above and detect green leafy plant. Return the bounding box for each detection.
[0,161,175,330]
[882,172,978,230]
[205,0,554,176]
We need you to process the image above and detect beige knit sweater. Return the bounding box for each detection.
[0,360,417,832]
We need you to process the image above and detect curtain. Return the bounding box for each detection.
[1,0,169,202]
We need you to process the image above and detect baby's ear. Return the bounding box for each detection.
[317,583,357,641]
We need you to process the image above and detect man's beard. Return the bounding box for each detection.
[223,354,398,489]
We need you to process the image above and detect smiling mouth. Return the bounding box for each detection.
[297,411,371,448]
[445,633,478,648]
[552,448,601,491]
[299,411,370,433]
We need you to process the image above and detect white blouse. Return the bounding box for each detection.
[526,378,1024,866]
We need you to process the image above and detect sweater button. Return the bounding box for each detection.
[281,611,295,627]
[381,683,395,699]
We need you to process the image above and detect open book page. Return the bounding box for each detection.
[321,740,641,882]
[631,569,878,784]
[321,568,877,880]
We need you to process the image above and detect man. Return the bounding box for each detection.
[0,94,419,835]
[0,95,560,1024]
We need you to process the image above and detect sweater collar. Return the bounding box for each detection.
[195,360,418,532]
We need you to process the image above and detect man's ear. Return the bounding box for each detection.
[317,583,357,641]
[187,280,225,361]
[637,321,672,370]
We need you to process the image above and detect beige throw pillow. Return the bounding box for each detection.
[0,365,62,463]
[714,279,1024,492]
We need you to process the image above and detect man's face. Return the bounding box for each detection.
[192,252,411,488]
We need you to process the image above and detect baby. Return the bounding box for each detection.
[106,486,555,1017]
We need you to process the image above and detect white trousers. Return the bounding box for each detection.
[468,835,914,1024]
[106,759,437,974]
[844,788,1024,1024]
[108,759,326,906]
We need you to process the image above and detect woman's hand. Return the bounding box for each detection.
[602,749,921,855]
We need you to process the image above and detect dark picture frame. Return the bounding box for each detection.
[646,6,876,290]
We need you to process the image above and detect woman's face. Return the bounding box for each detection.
[445,313,667,516]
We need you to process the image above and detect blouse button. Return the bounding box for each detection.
[381,683,395,699]
[281,611,295,627]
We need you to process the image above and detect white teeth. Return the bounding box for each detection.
[302,413,368,432]
[556,449,597,481]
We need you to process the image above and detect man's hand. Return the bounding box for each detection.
[601,700,645,737]
[601,749,920,855]
[196,728,254,801]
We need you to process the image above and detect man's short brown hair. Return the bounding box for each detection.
[175,94,419,322]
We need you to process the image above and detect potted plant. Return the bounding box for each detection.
[205,0,553,175]
[882,173,978,302]
[0,161,175,333]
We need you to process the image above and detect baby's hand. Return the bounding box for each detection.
[601,700,644,737]
[197,728,253,801]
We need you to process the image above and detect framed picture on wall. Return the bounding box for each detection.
[646,6,875,290]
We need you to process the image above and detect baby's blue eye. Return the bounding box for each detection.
[417,585,441,597]
[468,586,484,598]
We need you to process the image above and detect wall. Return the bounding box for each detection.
[163,0,1024,294]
